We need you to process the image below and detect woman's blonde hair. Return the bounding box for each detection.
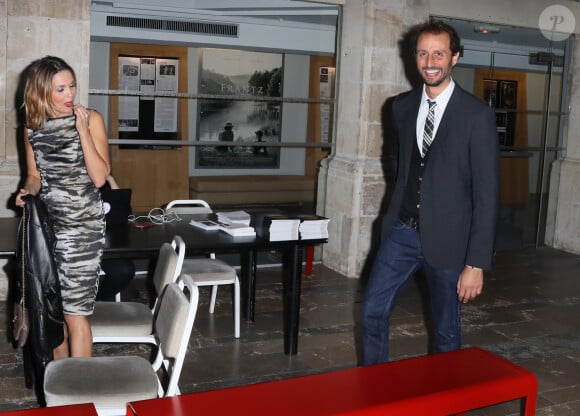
[23,56,76,130]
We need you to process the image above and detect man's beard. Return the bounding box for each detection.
[422,66,453,86]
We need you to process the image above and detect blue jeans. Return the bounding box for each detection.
[361,219,463,365]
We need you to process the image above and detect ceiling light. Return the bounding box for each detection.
[474,25,500,34]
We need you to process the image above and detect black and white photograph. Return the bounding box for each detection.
[197,48,283,169]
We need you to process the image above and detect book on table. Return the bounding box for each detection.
[263,215,301,241]
[216,210,252,226]
[298,215,330,239]
[218,222,256,237]
[189,219,221,231]
[252,212,330,241]
[213,210,256,237]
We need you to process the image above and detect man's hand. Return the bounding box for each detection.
[457,266,483,303]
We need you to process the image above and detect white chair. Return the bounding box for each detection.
[166,199,240,338]
[165,199,212,214]
[44,274,199,416]
[89,235,185,346]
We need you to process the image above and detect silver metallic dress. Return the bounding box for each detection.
[28,115,105,315]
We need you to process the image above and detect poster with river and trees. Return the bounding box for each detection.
[197,48,283,168]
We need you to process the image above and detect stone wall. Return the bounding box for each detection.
[321,0,426,278]
[321,0,580,277]
[553,34,580,253]
[0,0,91,298]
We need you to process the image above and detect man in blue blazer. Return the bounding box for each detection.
[361,20,500,365]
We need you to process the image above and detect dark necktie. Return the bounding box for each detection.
[422,100,437,157]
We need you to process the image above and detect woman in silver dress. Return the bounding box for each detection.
[16,56,110,358]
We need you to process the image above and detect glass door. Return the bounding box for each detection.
[441,17,572,251]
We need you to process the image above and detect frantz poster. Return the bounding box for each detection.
[197,48,283,169]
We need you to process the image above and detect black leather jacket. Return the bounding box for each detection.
[15,194,64,400]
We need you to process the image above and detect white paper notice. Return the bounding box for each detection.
[319,67,334,143]
[118,57,140,132]
[140,57,156,100]
[154,58,178,133]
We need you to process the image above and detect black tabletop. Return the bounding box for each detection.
[0,214,326,258]
[0,212,327,355]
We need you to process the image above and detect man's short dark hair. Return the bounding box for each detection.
[414,19,461,56]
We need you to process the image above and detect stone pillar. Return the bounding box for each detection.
[0,0,91,297]
[553,35,580,252]
[321,1,426,277]
[0,0,18,210]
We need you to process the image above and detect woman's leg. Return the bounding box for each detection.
[53,326,70,359]
[64,315,93,357]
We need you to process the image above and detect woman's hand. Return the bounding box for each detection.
[15,188,32,207]
[74,108,110,188]
[74,104,91,136]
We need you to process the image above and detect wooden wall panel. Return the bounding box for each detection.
[306,55,335,178]
[474,69,529,205]
[109,43,189,212]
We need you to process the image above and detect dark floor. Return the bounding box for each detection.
[2,247,580,415]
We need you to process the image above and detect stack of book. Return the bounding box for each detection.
[216,210,255,237]
[263,215,301,241]
[216,210,252,226]
[218,222,256,237]
[189,219,220,230]
[299,215,330,240]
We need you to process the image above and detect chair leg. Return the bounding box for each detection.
[234,278,240,338]
[209,285,218,313]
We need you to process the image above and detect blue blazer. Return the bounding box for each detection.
[382,85,500,270]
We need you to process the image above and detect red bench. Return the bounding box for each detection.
[0,403,97,415]
[126,347,537,415]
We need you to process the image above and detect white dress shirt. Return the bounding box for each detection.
[416,80,456,157]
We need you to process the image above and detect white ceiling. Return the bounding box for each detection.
[91,3,569,65]
[439,16,567,52]
[437,17,569,72]
[94,0,339,25]
[91,0,339,54]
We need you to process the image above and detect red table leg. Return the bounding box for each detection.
[304,245,314,275]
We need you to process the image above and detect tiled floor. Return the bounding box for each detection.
[2,247,580,414]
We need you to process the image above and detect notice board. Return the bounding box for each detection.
[117,56,180,148]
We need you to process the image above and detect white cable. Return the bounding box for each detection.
[128,208,181,224]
